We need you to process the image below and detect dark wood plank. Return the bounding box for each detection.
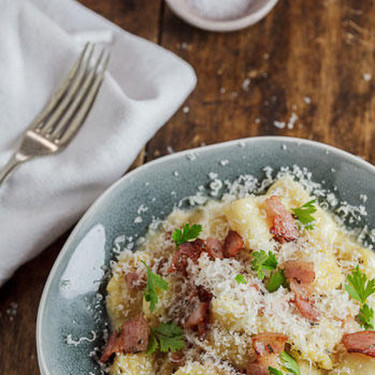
[0,1,161,374]
[79,0,163,42]
[148,0,375,162]
[0,235,69,374]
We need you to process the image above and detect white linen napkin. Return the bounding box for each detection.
[0,0,196,285]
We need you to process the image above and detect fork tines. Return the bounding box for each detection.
[32,43,109,145]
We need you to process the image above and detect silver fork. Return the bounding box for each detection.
[0,43,109,185]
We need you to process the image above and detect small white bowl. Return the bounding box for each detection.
[165,0,278,32]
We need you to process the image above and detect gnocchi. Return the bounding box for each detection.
[102,177,375,375]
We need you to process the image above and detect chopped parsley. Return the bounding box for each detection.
[141,261,168,313]
[268,352,301,375]
[291,199,317,230]
[147,332,159,354]
[172,223,202,247]
[358,303,374,330]
[252,250,278,280]
[345,266,375,330]
[345,266,375,304]
[235,274,247,284]
[281,351,301,375]
[267,270,287,293]
[268,367,284,375]
[147,322,185,354]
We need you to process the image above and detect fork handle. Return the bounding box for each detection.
[0,154,25,185]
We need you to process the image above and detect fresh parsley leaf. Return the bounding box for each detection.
[357,303,374,330]
[291,199,317,230]
[235,274,247,284]
[281,351,301,375]
[154,323,185,352]
[141,261,168,313]
[268,367,284,375]
[267,270,287,293]
[263,253,278,270]
[172,223,203,247]
[252,250,278,280]
[146,332,159,354]
[345,266,375,304]
[148,322,185,354]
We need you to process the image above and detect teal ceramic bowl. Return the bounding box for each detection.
[36,137,375,375]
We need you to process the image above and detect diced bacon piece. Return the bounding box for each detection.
[224,230,244,257]
[185,302,209,329]
[197,285,213,303]
[197,321,208,341]
[252,332,288,356]
[184,301,210,341]
[205,238,224,259]
[125,272,146,291]
[156,258,168,275]
[284,261,315,284]
[185,285,213,341]
[246,354,279,375]
[256,354,279,369]
[168,240,204,274]
[284,260,319,321]
[342,331,375,357]
[100,314,149,362]
[264,196,299,243]
[295,293,320,322]
[290,281,320,322]
[246,362,269,375]
[192,238,206,252]
[100,330,118,363]
[169,250,183,274]
[116,314,149,353]
[187,288,199,303]
[187,285,213,310]
[248,333,287,374]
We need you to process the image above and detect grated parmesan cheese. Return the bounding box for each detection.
[66,331,97,347]
[99,168,375,375]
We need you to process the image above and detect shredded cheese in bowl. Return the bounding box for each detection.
[101,175,375,375]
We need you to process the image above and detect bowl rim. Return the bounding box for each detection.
[165,0,279,32]
[36,136,375,375]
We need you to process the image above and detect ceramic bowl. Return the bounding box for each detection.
[165,0,279,32]
[37,136,375,375]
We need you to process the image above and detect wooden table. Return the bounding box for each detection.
[1,1,374,373]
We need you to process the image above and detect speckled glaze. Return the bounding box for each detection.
[37,137,375,375]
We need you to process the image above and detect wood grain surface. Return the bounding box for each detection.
[1,1,374,373]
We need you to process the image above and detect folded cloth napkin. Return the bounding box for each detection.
[0,0,196,285]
